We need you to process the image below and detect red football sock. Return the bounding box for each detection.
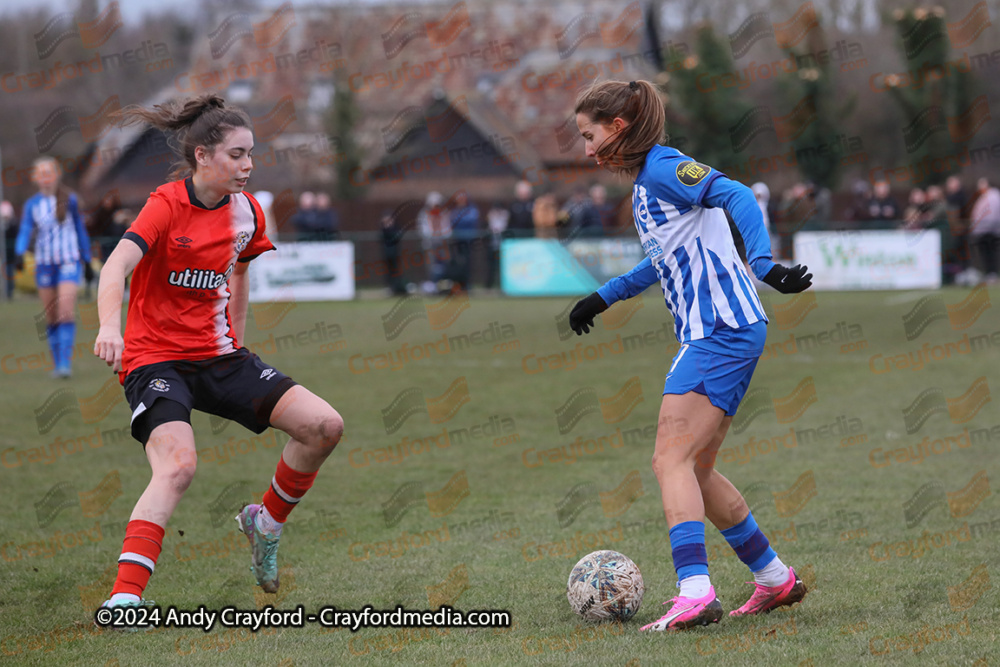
[262,456,318,523]
[111,520,165,598]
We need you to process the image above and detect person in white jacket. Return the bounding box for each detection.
[418,191,452,293]
[751,182,777,259]
[970,178,1000,284]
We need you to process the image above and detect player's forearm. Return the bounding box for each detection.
[597,256,658,306]
[97,257,126,333]
[14,215,33,257]
[229,268,250,345]
[97,238,142,333]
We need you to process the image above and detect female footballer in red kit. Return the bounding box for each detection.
[93,94,343,614]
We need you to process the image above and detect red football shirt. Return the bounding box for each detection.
[120,178,274,377]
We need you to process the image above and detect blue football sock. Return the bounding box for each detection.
[668,520,709,580]
[58,321,76,371]
[46,324,60,371]
[720,511,777,572]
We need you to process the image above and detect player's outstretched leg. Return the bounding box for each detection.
[55,280,78,376]
[38,286,62,377]
[99,421,196,622]
[723,517,806,617]
[239,386,343,593]
[716,497,807,617]
[640,392,726,632]
[695,437,807,617]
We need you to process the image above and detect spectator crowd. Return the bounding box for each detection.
[5,173,1000,298]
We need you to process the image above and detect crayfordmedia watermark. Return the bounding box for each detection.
[869,616,971,655]
[696,615,797,654]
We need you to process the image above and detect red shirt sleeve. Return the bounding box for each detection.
[238,192,275,262]
[124,191,173,254]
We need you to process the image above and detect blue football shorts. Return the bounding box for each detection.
[36,262,81,288]
[663,344,759,416]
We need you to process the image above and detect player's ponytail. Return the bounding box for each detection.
[112,94,253,180]
[574,80,665,178]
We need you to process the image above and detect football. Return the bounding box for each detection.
[567,550,644,622]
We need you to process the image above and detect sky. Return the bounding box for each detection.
[0,0,405,24]
[0,0,884,37]
[2,0,193,23]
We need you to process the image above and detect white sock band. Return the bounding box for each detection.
[679,574,712,599]
[754,556,790,587]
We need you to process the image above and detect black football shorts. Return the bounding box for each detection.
[123,347,297,445]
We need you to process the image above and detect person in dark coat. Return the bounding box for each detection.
[507,180,535,238]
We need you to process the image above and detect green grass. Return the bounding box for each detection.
[2,289,999,666]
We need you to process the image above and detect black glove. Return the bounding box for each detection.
[14,255,24,272]
[763,263,813,294]
[569,292,609,335]
[83,262,95,283]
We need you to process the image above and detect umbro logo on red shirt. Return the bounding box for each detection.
[176,236,194,248]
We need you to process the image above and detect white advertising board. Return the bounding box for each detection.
[793,230,941,290]
[248,241,355,302]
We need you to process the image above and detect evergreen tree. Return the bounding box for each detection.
[779,27,856,191]
[326,79,365,200]
[663,24,753,170]
[886,7,979,185]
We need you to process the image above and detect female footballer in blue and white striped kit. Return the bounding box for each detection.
[569,80,813,631]
[15,157,93,377]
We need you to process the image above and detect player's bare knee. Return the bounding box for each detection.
[650,448,679,478]
[318,411,344,451]
[652,435,706,478]
[157,457,196,495]
[300,410,343,454]
[171,465,197,494]
[332,412,345,439]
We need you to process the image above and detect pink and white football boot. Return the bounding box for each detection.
[640,586,723,631]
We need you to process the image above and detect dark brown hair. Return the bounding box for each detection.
[574,80,665,178]
[32,156,72,222]
[112,94,253,180]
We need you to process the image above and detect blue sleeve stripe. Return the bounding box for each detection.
[707,248,750,328]
[673,246,695,341]
[702,176,774,279]
[658,259,682,341]
[694,239,716,337]
[732,261,767,322]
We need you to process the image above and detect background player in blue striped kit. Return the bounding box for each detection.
[568,80,813,631]
[14,156,94,378]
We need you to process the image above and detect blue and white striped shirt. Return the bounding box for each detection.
[598,146,775,357]
[15,193,91,266]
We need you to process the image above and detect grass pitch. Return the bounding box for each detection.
[1,288,999,666]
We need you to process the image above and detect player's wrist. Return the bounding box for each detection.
[596,285,619,308]
[750,257,776,281]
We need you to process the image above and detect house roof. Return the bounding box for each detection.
[78,1,656,200]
